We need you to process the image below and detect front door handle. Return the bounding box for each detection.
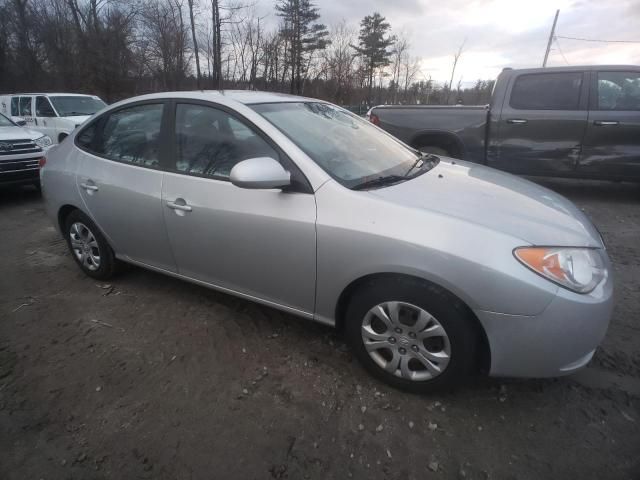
[80,181,99,192]
[593,120,619,126]
[506,118,528,124]
[166,200,192,213]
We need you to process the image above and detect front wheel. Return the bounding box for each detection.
[345,278,478,393]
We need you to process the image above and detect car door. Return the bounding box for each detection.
[578,70,640,180]
[493,71,589,175]
[75,101,177,272]
[161,101,317,315]
[34,96,58,139]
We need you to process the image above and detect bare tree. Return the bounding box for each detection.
[0,2,495,108]
[187,0,201,88]
[390,33,409,103]
[446,39,465,104]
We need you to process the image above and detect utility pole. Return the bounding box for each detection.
[543,9,560,67]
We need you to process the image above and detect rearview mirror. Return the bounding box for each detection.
[230,157,291,190]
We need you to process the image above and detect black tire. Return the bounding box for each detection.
[64,210,118,280]
[58,133,68,143]
[345,277,478,393]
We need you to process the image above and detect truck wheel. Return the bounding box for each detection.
[58,133,68,143]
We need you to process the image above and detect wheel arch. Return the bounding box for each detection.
[57,204,81,233]
[334,272,491,374]
[409,130,466,159]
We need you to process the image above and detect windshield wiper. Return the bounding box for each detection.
[65,111,90,116]
[404,153,438,177]
[352,175,406,190]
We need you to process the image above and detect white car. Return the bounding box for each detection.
[0,112,52,188]
[0,93,106,144]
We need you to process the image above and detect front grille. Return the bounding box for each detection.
[0,157,40,174]
[0,138,42,156]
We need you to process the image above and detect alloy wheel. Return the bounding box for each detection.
[69,222,101,271]
[361,301,451,381]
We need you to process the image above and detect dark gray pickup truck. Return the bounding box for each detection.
[369,65,640,181]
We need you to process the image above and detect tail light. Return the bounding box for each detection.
[369,113,380,126]
[38,157,46,168]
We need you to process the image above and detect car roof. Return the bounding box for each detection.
[6,93,100,97]
[119,90,322,105]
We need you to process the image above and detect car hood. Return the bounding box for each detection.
[368,159,603,247]
[0,125,43,141]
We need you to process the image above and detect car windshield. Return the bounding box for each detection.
[0,113,14,127]
[251,102,434,189]
[49,96,106,117]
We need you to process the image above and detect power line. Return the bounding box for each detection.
[554,37,570,65]
[556,35,640,44]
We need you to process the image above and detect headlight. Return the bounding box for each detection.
[34,135,53,149]
[514,247,607,294]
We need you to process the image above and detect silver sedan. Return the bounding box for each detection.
[41,91,613,392]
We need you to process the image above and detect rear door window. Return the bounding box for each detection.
[510,72,583,110]
[596,71,640,110]
[77,103,164,168]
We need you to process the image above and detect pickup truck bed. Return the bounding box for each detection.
[370,105,489,163]
[369,65,640,181]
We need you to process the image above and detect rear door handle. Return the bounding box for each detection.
[506,119,528,124]
[593,120,619,126]
[166,200,192,212]
[80,181,99,192]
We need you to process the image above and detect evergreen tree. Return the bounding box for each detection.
[276,0,329,94]
[353,13,395,104]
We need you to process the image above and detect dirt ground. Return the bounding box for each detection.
[1,179,639,480]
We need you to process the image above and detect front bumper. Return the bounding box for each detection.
[476,269,613,378]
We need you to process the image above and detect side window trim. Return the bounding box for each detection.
[74,100,170,172]
[167,99,312,193]
[508,71,585,111]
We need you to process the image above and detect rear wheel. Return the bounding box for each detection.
[64,210,117,280]
[345,277,478,392]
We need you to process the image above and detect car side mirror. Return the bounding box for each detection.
[230,157,291,190]
[16,119,27,126]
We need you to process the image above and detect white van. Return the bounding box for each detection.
[0,93,106,144]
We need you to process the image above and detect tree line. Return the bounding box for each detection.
[0,0,495,108]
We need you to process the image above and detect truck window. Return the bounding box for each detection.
[11,97,19,116]
[19,97,33,117]
[36,96,57,117]
[597,72,640,110]
[510,72,582,110]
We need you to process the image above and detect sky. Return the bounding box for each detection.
[258,0,640,85]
